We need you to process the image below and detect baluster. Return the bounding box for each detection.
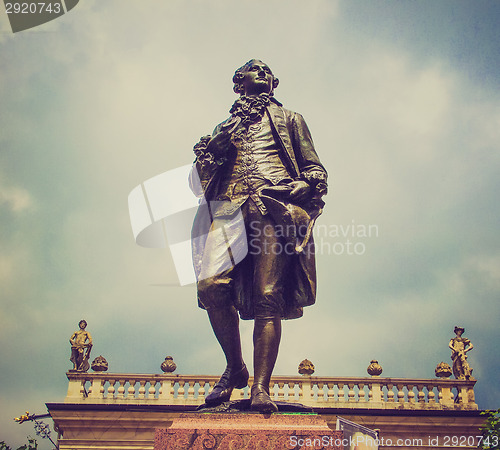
[187,381,196,401]
[128,379,136,399]
[178,381,185,399]
[358,383,366,402]
[277,382,285,402]
[327,383,335,402]
[417,384,425,404]
[316,382,324,402]
[338,383,345,402]
[348,383,356,402]
[298,381,304,402]
[137,380,146,399]
[407,384,415,404]
[117,380,126,399]
[107,379,116,398]
[288,381,296,401]
[311,380,316,402]
[427,385,436,404]
[198,381,207,399]
[397,384,405,403]
[387,383,395,402]
[149,380,157,399]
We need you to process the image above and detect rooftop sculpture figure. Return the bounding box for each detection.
[449,326,474,380]
[69,319,93,372]
[190,59,327,413]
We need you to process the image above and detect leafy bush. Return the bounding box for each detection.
[480,409,500,449]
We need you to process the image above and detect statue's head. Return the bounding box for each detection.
[79,319,87,329]
[454,326,465,336]
[233,59,279,96]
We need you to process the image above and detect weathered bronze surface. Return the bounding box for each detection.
[69,319,93,372]
[449,326,474,380]
[190,60,327,413]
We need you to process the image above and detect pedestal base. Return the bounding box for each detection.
[155,413,343,449]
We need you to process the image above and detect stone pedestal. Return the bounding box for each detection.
[154,413,343,449]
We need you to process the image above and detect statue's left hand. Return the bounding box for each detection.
[289,180,310,202]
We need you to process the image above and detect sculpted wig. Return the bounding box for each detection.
[232,59,279,96]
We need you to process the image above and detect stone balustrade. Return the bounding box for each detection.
[64,372,478,410]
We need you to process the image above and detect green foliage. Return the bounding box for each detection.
[0,437,37,450]
[481,409,500,449]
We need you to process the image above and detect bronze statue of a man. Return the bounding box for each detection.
[190,59,327,412]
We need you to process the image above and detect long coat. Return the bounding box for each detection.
[190,99,328,320]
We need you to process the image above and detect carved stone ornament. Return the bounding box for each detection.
[298,359,315,375]
[367,360,383,376]
[91,355,108,372]
[161,356,177,373]
[435,361,452,378]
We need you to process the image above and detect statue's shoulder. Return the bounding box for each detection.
[268,101,305,123]
[213,116,233,134]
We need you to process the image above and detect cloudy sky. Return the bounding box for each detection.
[1,0,499,446]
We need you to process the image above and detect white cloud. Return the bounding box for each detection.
[0,185,32,212]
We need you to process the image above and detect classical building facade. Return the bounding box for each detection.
[47,369,484,449]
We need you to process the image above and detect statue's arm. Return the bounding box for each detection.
[290,112,328,202]
[189,121,234,198]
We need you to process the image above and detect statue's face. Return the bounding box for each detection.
[79,321,87,329]
[241,60,274,96]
